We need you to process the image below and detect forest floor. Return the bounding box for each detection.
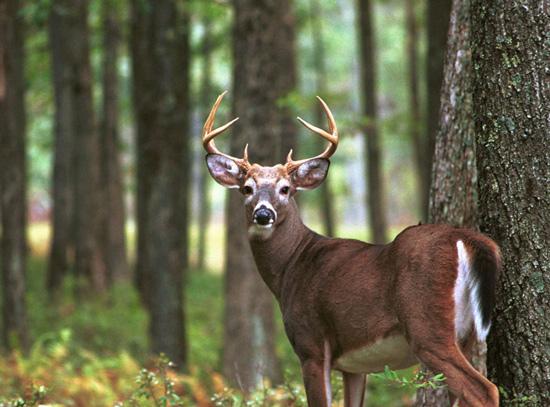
[0,224,418,406]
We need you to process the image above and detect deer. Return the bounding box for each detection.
[203,91,501,407]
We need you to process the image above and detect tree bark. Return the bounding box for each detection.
[131,0,190,369]
[100,0,128,284]
[310,0,336,237]
[415,0,482,404]
[224,0,298,390]
[69,0,106,294]
[131,0,151,306]
[472,0,550,404]
[48,0,107,294]
[47,0,75,294]
[424,0,452,222]
[357,0,388,243]
[196,17,213,271]
[0,0,29,351]
[405,0,425,221]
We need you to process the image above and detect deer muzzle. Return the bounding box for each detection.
[253,203,276,227]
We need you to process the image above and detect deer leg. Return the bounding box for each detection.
[343,371,366,407]
[301,359,332,406]
[414,344,498,407]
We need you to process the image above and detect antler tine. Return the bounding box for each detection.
[286,97,339,173]
[202,91,250,171]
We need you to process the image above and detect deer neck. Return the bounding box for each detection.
[248,198,314,298]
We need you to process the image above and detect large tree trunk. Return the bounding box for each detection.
[310,0,336,237]
[196,17,213,271]
[405,0,425,221]
[47,0,75,295]
[131,0,190,369]
[472,1,549,404]
[224,0,298,390]
[0,0,29,351]
[357,0,388,243]
[415,0,481,405]
[423,0,452,222]
[100,0,128,284]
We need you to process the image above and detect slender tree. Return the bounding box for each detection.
[223,0,300,390]
[357,0,387,243]
[100,0,128,284]
[309,0,336,237]
[47,0,75,294]
[276,0,299,163]
[423,0,452,221]
[196,16,214,271]
[405,0,425,220]
[131,0,190,368]
[415,0,482,404]
[0,0,29,351]
[472,0,549,404]
[47,0,106,294]
[71,0,106,294]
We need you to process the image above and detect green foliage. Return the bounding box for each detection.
[118,354,188,407]
[498,386,538,406]
[0,384,47,407]
[371,365,446,390]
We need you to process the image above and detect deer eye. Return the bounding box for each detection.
[242,185,253,195]
[280,186,290,195]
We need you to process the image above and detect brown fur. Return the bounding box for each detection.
[209,162,501,407]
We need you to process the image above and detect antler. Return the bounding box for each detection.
[285,96,339,173]
[203,91,251,171]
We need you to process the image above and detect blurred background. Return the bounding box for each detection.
[0,0,454,405]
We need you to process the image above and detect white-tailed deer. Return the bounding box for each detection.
[204,92,501,407]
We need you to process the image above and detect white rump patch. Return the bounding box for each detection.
[455,240,490,342]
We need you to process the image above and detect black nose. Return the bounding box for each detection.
[254,207,275,226]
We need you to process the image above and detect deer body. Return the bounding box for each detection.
[203,93,500,406]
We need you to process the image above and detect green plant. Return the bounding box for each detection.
[371,366,447,390]
[119,354,187,407]
[0,384,47,407]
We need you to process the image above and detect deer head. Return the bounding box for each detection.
[203,91,338,239]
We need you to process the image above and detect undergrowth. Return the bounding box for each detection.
[0,257,424,406]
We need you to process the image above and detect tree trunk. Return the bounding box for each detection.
[100,0,128,284]
[405,0,425,221]
[131,0,190,369]
[357,0,388,243]
[48,0,106,295]
[131,0,151,305]
[424,0,452,222]
[472,1,549,404]
[415,0,481,405]
[224,0,298,390]
[196,17,213,271]
[47,0,75,295]
[0,0,29,351]
[276,0,298,164]
[310,0,336,237]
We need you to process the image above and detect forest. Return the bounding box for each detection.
[0,0,548,406]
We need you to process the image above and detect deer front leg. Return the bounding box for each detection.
[301,359,332,406]
[343,371,366,407]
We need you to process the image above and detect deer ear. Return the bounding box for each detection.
[291,158,330,190]
[206,154,245,189]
